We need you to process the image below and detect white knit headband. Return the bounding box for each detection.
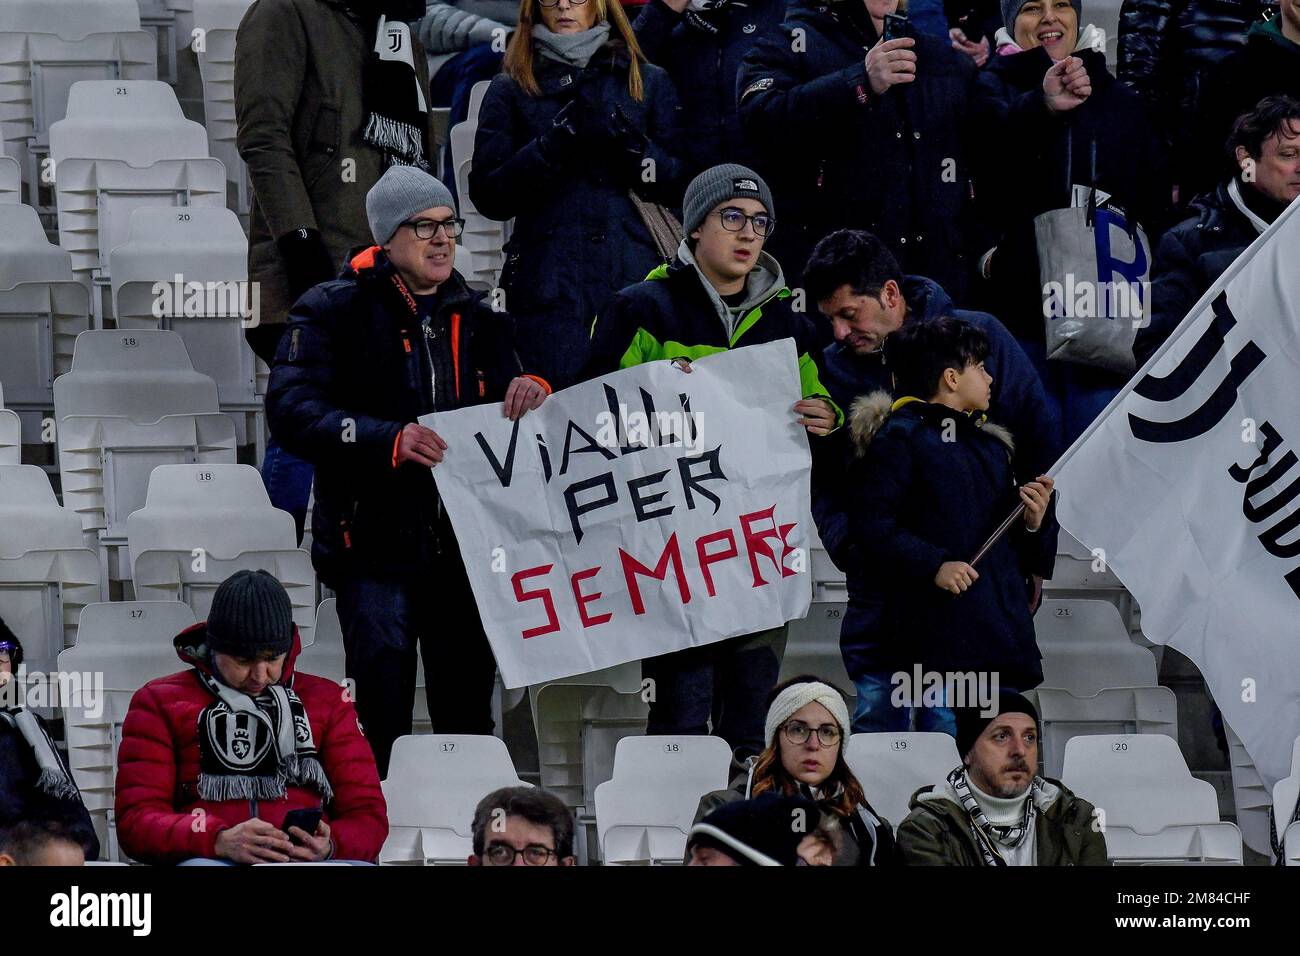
[764,681,851,748]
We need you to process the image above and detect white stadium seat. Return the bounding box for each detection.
[109,206,257,416]
[48,80,224,323]
[0,203,92,447]
[1062,733,1237,863]
[297,598,346,684]
[1028,687,1177,780]
[126,463,315,644]
[1271,736,1300,864]
[54,329,237,552]
[450,120,506,291]
[530,663,648,825]
[1045,529,1138,631]
[380,735,529,865]
[193,0,255,223]
[0,0,155,209]
[1035,599,1158,694]
[0,465,100,673]
[58,600,196,861]
[0,383,20,464]
[0,155,18,202]
[1223,719,1273,860]
[594,734,732,865]
[844,732,962,829]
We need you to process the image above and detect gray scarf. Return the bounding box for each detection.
[532,21,611,68]
[0,708,80,801]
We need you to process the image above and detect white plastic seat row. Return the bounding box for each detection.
[0,465,100,674]
[0,383,20,464]
[1271,736,1300,864]
[0,155,17,201]
[49,81,224,323]
[59,600,197,861]
[55,329,237,546]
[0,203,91,446]
[193,0,256,220]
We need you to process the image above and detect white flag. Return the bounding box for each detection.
[422,340,813,688]
[1055,198,1300,788]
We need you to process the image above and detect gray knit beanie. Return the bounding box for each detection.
[366,164,457,245]
[206,570,294,659]
[682,163,775,238]
[1002,0,1081,39]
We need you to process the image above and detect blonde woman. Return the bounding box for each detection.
[468,0,684,389]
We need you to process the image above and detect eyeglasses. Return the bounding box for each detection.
[715,208,774,237]
[400,218,465,240]
[483,842,557,865]
[538,0,588,7]
[782,720,842,747]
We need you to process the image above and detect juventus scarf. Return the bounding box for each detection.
[0,708,79,801]
[947,766,1042,866]
[193,666,333,804]
[363,15,430,171]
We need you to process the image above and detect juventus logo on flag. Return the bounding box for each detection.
[388,29,403,53]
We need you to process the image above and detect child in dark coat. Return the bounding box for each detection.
[847,317,1055,700]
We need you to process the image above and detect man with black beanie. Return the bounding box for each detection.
[686,793,842,865]
[897,690,1107,865]
[236,0,437,540]
[114,570,389,864]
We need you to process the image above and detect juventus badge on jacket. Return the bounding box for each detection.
[743,22,756,32]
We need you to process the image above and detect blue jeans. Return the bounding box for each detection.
[260,436,314,545]
[642,628,785,762]
[851,670,956,736]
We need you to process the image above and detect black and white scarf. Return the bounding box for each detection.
[0,708,79,801]
[947,766,1042,866]
[362,15,430,171]
[194,666,333,804]
[683,0,733,35]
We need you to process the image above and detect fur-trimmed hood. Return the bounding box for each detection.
[848,391,1016,456]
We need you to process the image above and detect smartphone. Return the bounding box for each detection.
[282,808,323,842]
[882,12,914,42]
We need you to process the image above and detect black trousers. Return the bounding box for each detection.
[333,548,498,777]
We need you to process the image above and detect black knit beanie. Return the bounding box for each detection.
[954,691,1040,759]
[205,570,294,659]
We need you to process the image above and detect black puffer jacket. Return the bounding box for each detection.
[633,0,786,179]
[1116,0,1265,150]
[266,247,540,585]
[737,0,981,295]
[468,39,684,390]
[1184,16,1300,200]
[1136,179,1265,362]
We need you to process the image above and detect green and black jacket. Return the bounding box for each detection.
[586,240,842,427]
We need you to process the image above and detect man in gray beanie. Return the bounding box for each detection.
[587,163,840,765]
[267,165,551,776]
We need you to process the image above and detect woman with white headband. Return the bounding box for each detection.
[689,675,897,866]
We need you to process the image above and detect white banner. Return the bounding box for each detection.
[422,339,813,688]
[1055,199,1300,788]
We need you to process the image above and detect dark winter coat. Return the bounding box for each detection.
[467,39,685,390]
[235,0,435,327]
[586,242,839,419]
[811,275,1061,595]
[0,709,100,860]
[265,246,543,586]
[736,0,981,295]
[115,623,388,864]
[1185,16,1300,200]
[1136,179,1263,363]
[1117,0,1266,155]
[633,0,786,179]
[843,394,1054,688]
[974,45,1171,345]
[898,776,1107,865]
